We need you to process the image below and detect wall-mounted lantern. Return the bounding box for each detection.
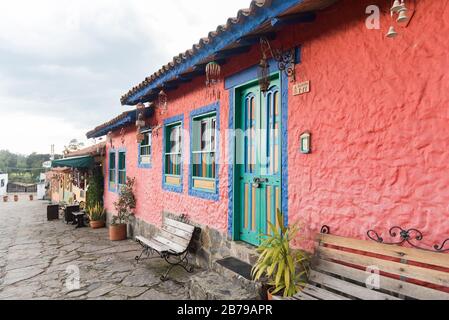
[300,132,312,154]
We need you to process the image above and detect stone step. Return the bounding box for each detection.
[228,241,260,266]
[188,271,259,300]
[212,257,262,298]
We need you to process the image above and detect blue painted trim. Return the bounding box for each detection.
[280,72,289,227]
[162,114,184,194]
[188,102,220,201]
[87,108,154,139]
[225,58,278,90]
[117,147,127,194]
[125,0,303,105]
[137,129,152,169]
[224,48,301,90]
[108,149,117,193]
[227,88,235,239]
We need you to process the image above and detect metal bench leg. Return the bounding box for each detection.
[160,252,194,282]
[135,247,148,263]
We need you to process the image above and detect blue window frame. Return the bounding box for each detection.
[108,150,117,192]
[162,115,184,193]
[189,102,220,201]
[138,129,152,169]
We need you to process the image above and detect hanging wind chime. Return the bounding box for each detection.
[120,128,126,145]
[258,38,272,95]
[205,61,221,100]
[107,131,113,148]
[135,103,146,143]
[158,89,168,115]
[386,0,413,38]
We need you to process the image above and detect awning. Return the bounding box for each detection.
[51,156,94,169]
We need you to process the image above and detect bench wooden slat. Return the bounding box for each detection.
[162,224,193,241]
[164,218,195,233]
[309,269,399,300]
[159,229,191,249]
[318,234,449,269]
[288,291,319,301]
[319,246,449,288]
[314,259,449,300]
[302,284,351,300]
[136,236,169,253]
[153,235,185,253]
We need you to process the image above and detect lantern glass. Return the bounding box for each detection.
[258,58,270,94]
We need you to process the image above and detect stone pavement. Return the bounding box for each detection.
[0,198,195,300]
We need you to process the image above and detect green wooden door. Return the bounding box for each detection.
[236,76,282,246]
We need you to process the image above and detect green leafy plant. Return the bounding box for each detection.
[112,177,136,225]
[86,167,104,209]
[87,202,105,222]
[252,210,309,298]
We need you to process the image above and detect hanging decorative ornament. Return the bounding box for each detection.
[120,128,126,145]
[158,90,168,115]
[107,131,113,148]
[205,61,221,100]
[258,38,272,95]
[135,103,146,143]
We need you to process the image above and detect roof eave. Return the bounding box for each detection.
[122,0,303,106]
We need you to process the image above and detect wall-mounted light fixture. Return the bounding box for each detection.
[300,132,312,154]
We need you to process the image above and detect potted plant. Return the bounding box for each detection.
[252,210,309,300]
[87,203,106,229]
[14,195,18,202]
[29,194,34,201]
[110,177,136,241]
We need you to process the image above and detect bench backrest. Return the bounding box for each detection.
[311,234,449,300]
[154,218,196,254]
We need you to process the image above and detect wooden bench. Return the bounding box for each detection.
[287,232,449,300]
[135,217,196,281]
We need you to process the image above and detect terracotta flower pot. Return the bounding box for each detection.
[3,196,8,202]
[267,288,274,301]
[29,195,33,201]
[90,220,105,229]
[109,224,127,241]
[14,195,19,202]
[267,288,282,301]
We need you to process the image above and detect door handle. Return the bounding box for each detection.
[252,177,268,188]
[253,177,261,189]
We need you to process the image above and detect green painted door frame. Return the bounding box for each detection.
[233,74,282,246]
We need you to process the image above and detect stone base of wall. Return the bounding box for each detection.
[105,211,259,269]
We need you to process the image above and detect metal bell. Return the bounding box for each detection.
[386,26,398,38]
[397,10,409,23]
[391,0,402,13]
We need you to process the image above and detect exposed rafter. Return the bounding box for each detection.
[271,11,316,27]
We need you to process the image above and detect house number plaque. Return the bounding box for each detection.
[293,81,310,96]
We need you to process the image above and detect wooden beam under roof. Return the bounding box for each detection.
[271,11,316,27]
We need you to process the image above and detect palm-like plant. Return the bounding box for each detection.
[87,202,105,222]
[252,210,309,298]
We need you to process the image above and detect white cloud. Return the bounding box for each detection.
[0,0,250,155]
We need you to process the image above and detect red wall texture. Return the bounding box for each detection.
[104,0,449,251]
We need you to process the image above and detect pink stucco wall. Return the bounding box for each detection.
[104,0,449,251]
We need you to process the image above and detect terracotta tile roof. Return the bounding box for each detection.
[86,106,155,139]
[67,142,106,158]
[120,0,273,105]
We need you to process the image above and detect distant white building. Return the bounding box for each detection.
[0,173,8,196]
[37,173,47,200]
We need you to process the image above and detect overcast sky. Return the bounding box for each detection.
[0,0,250,155]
